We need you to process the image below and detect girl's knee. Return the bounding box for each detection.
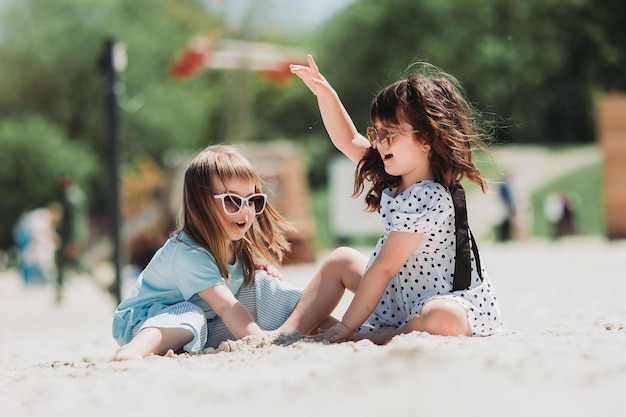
[315,247,367,293]
[324,247,367,269]
[420,299,471,336]
[323,247,366,278]
[326,246,358,261]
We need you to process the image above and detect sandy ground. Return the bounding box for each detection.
[1,237,625,417]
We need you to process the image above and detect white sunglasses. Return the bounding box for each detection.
[213,193,267,215]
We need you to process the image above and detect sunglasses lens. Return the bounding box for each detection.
[223,195,243,214]
[378,128,389,149]
[218,194,267,214]
[366,127,378,148]
[250,195,266,214]
[366,127,392,150]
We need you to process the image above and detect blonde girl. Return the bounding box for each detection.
[112,145,302,360]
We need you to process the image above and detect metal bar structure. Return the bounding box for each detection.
[99,37,123,305]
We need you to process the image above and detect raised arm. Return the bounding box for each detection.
[290,54,370,164]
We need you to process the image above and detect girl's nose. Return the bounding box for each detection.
[242,206,252,221]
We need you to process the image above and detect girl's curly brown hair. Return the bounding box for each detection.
[354,63,491,212]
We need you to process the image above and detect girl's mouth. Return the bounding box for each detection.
[383,153,393,161]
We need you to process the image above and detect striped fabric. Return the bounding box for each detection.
[136,271,303,353]
[206,271,302,348]
[135,301,208,353]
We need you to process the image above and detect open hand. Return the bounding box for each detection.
[255,263,283,280]
[290,54,332,97]
[313,322,354,343]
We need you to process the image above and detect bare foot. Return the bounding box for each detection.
[112,345,145,361]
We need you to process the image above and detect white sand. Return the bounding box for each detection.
[1,237,625,417]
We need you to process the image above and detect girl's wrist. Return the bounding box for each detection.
[340,319,357,333]
[315,87,336,102]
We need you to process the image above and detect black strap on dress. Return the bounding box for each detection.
[448,183,483,291]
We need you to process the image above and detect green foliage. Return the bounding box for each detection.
[0,0,623,250]
[310,0,624,146]
[0,0,221,247]
[0,0,222,157]
[309,188,333,249]
[107,0,223,156]
[0,116,98,247]
[247,0,626,185]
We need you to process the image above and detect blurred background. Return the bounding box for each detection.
[0,0,624,302]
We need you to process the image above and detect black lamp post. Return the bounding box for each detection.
[98,37,126,305]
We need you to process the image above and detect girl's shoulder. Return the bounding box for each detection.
[170,231,195,246]
[382,180,454,232]
[154,232,223,277]
[397,180,453,214]
[404,180,449,199]
[382,180,446,204]
[165,232,215,261]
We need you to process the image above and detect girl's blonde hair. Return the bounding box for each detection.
[176,145,295,285]
[355,63,490,212]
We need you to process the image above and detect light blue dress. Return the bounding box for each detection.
[112,232,302,352]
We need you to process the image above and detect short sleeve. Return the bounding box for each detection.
[387,182,453,235]
[171,243,227,300]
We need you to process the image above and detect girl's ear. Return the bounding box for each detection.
[419,142,431,153]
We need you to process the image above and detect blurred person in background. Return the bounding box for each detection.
[12,206,59,286]
[55,173,89,301]
[544,191,577,239]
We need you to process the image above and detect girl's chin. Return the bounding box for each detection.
[227,227,250,241]
[383,167,400,176]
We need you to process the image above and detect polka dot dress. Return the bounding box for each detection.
[357,180,502,336]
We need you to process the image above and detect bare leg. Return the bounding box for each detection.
[350,298,472,345]
[278,247,368,335]
[112,327,194,361]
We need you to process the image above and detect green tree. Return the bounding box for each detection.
[242,0,624,187]
[0,0,221,157]
[1,0,623,247]
[301,0,625,146]
[0,116,97,247]
[0,0,223,246]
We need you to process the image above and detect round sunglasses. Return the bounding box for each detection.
[213,193,267,215]
[366,126,419,150]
